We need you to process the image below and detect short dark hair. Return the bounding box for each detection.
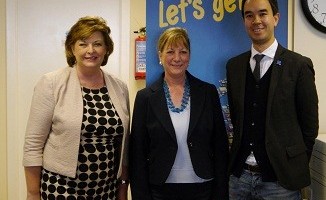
[241,0,279,18]
[65,16,114,67]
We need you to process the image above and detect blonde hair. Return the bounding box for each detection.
[157,27,190,54]
[65,16,114,67]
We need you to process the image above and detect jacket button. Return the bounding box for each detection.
[189,142,193,147]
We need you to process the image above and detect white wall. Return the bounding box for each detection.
[293,1,326,134]
[0,0,7,198]
[6,0,130,199]
[129,0,146,113]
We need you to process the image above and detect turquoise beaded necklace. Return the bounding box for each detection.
[163,77,190,113]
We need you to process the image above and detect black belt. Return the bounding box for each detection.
[244,163,261,173]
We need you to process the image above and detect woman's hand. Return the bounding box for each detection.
[25,166,41,200]
[26,193,40,200]
[117,183,128,200]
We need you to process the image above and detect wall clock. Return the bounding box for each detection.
[301,0,326,33]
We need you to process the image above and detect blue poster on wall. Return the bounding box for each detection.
[146,0,288,137]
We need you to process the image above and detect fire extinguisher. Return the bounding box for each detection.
[134,27,146,80]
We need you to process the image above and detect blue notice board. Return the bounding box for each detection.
[146,0,288,136]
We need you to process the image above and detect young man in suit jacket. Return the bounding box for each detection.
[226,0,319,199]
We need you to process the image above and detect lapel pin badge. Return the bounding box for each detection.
[276,60,282,66]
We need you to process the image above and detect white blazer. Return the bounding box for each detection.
[23,66,130,178]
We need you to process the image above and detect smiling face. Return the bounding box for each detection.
[72,31,107,70]
[243,0,279,51]
[159,42,190,79]
[157,27,190,80]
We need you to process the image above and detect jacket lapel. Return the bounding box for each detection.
[187,72,205,138]
[149,76,177,141]
[236,52,251,120]
[103,71,129,132]
[228,52,251,139]
[266,45,286,119]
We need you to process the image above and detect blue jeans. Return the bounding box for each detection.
[229,170,301,200]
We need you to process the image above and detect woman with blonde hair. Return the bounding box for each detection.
[130,27,229,200]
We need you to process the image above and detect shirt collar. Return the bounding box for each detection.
[251,39,278,60]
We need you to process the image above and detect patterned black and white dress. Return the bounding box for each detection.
[40,86,124,200]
